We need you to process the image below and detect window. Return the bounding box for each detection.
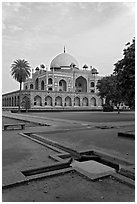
[48,87,52,91]
[35,78,39,90]
[41,81,44,90]
[48,78,52,84]
[91,82,94,87]
[30,84,33,89]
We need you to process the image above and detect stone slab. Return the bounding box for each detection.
[71,160,115,180]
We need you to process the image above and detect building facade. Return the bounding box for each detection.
[2,49,105,110]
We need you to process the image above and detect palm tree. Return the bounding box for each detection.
[11,59,31,112]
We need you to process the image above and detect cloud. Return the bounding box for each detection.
[2,2,31,22]
[8,25,23,32]
[123,2,135,14]
[2,22,6,30]
[12,2,23,12]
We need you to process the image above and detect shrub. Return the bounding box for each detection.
[103,104,114,112]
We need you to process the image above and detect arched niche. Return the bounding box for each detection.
[91,97,96,106]
[59,79,67,91]
[65,96,72,106]
[55,96,62,106]
[34,95,42,106]
[75,76,87,92]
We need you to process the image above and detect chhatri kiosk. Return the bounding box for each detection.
[2,48,104,110]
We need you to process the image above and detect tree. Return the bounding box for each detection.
[114,38,135,108]
[97,74,121,106]
[11,59,31,112]
[40,64,45,69]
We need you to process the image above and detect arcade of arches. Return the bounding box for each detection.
[2,94,103,108]
[33,95,102,107]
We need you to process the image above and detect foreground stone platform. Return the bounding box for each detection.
[71,160,115,180]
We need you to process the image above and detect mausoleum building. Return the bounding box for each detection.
[2,48,104,110]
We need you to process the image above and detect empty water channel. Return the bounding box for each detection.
[20,132,134,182]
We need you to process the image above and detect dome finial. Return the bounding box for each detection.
[64,46,66,53]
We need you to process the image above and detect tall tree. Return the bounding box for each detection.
[97,74,121,105]
[11,59,31,112]
[114,38,135,108]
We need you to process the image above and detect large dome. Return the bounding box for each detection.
[50,52,79,69]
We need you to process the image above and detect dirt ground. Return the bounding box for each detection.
[24,111,135,123]
[3,171,134,202]
[2,113,135,202]
[2,126,57,170]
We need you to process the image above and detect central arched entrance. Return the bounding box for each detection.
[75,76,87,92]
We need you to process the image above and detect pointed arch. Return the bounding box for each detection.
[74,97,80,106]
[75,76,87,92]
[98,98,103,106]
[65,96,72,106]
[59,79,67,91]
[30,84,33,89]
[34,95,42,106]
[41,80,44,90]
[91,97,96,106]
[55,96,62,106]
[82,97,88,106]
[48,78,52,84]
[45,96,52,106]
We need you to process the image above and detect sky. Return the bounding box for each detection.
[2,1,135,94]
